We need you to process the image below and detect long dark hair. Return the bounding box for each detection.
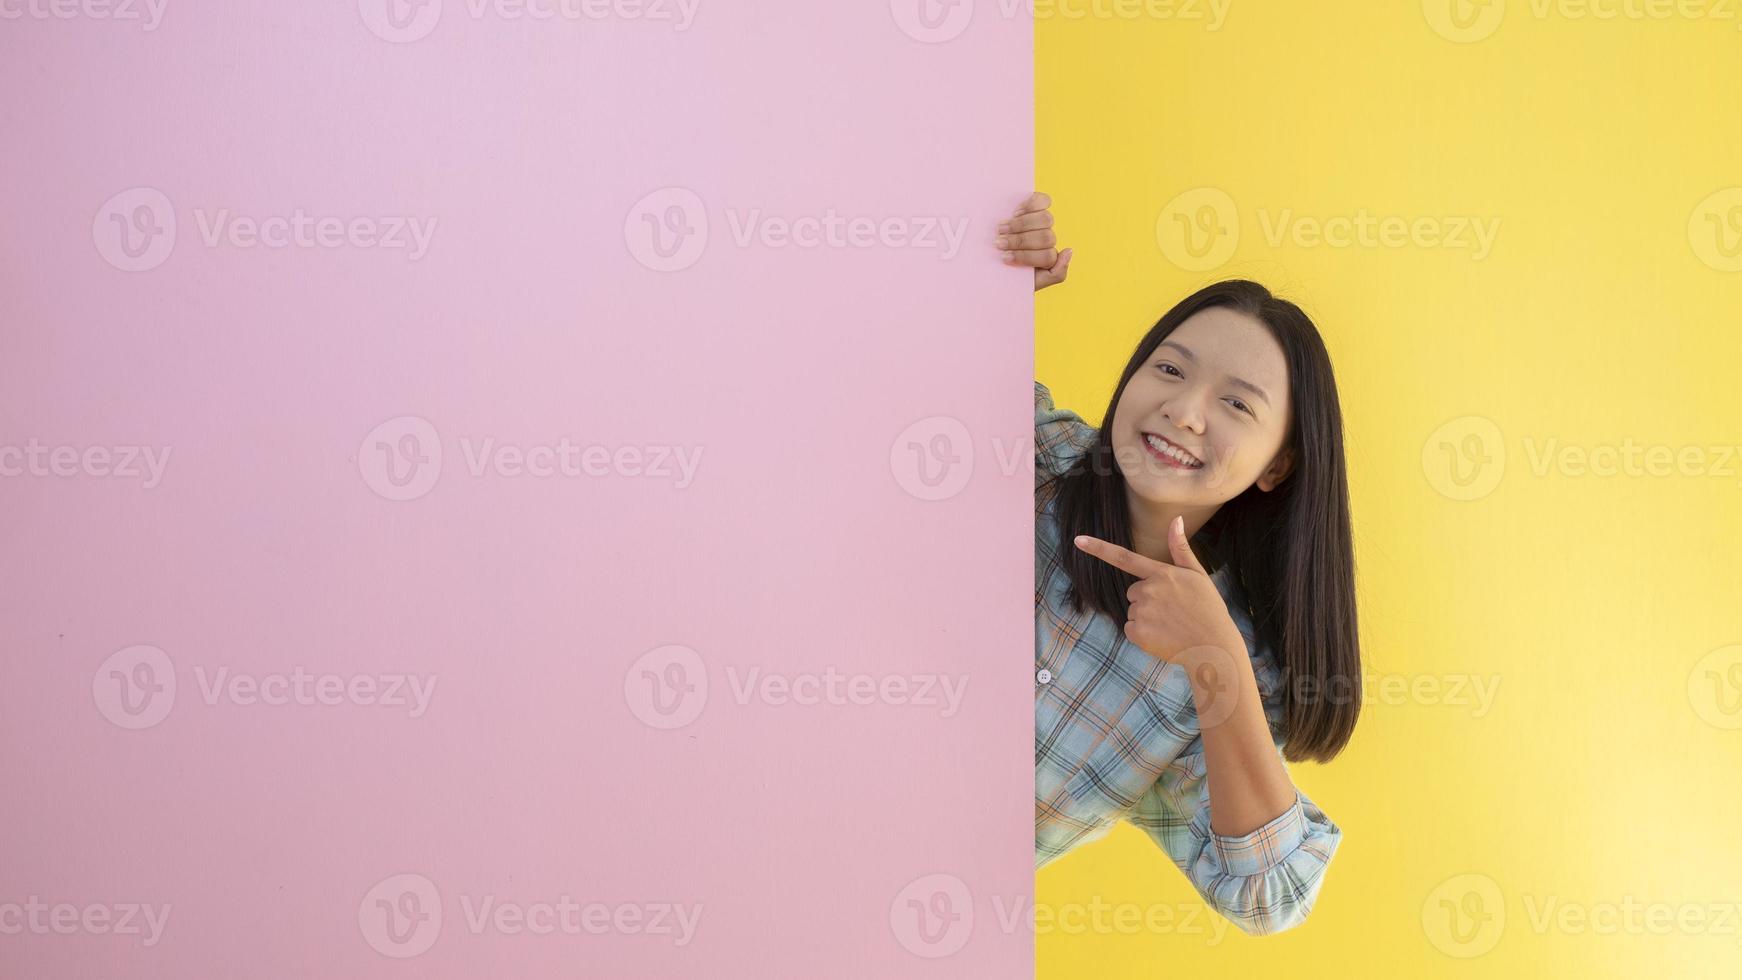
[1045,279,1360,763]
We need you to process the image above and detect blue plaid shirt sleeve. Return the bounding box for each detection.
[1126,744,1343,936]
[1035,381,1098,484]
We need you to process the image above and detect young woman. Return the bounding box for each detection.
[1006,192,1360,936]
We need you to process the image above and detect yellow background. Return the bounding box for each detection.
[1035,2,1742,976]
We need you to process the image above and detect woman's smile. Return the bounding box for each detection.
[1141,431,1205,470]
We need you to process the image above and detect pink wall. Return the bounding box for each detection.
[0,1,1033,975]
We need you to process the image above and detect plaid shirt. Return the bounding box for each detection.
[1034,382,1342,936]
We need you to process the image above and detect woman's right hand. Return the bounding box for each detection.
[999,191,1072,291]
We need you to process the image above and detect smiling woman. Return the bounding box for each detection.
[1012,193,1362,937]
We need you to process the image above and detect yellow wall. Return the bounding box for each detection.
[1036,3,1742,976]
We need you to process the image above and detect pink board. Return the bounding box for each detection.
[0,2,1033,976]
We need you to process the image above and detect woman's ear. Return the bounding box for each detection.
[1255,445,1295,492]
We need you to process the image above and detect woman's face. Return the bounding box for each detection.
[1110,306,1295,510]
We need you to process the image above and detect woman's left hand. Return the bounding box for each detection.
[1072,517,1245,668]
[999,191,1071,291]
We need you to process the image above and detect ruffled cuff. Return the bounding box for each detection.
[1209,791,1308,878]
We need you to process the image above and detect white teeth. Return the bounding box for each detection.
[1144,433,1201,467]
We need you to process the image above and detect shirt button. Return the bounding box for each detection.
[1036,668,1053,685]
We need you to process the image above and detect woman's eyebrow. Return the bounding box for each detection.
[1158,340,1272,407]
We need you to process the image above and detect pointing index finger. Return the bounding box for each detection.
[1073,535,1165,580]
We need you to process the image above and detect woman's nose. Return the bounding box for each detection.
[1165,399,1207,434]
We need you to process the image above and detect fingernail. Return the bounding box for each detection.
[997,221,1011,233]
[995,236,1008,248]
[1002,252,1015,262]
[1074,535,1088,547]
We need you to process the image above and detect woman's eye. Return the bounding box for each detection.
[1228,399,1253,417]
[1156,363,1182,378]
